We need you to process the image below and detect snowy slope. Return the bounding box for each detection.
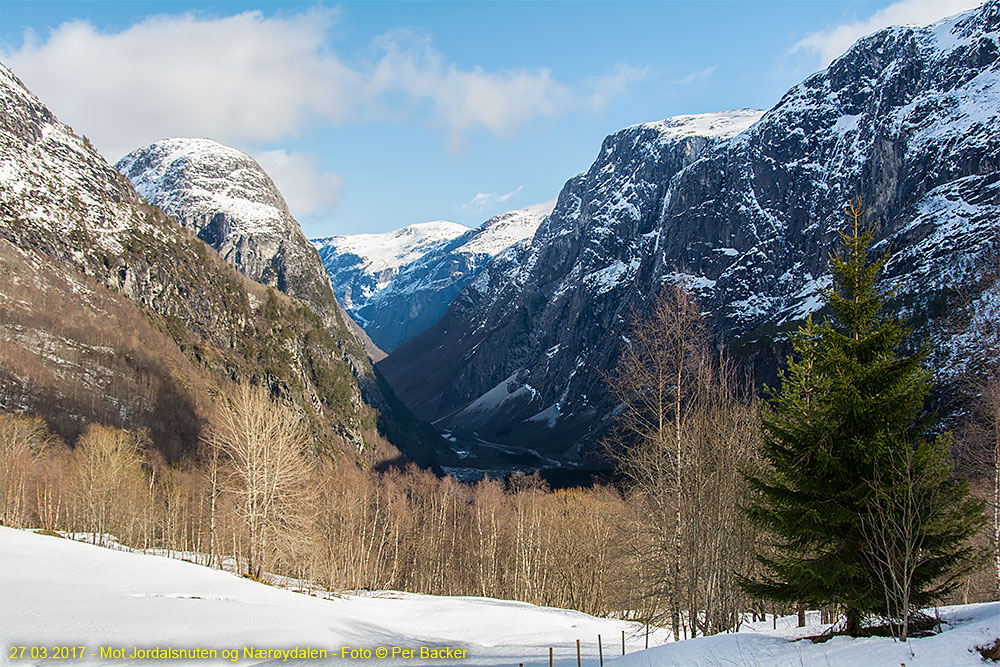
[315,221,471,277]
[2,527,996,667]
[0,65,152,256]
[629,109,765,141]
[115,138,344,330]
[0,527,664,666]
[118,138,289,238]
[608,607,1000,667]
[313,204,551,351]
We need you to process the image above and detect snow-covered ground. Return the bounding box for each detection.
[1,526,996,666]
[613,607,999,667]
[0,527,665,666]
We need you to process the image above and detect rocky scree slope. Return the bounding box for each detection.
[0,63,412,461]
[381,0,1000,467]
[313,204,551,352]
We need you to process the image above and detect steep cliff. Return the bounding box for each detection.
[381,1,1000,469]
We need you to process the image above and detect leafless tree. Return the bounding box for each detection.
[0,414,52,527]
[67,424,148,545]
[607,282,760,637]
[207,383,314,580]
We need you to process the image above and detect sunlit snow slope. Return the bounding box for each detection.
[2,527,996,667]
[0,527,665,666]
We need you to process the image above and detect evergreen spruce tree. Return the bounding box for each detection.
[742,200,984,637]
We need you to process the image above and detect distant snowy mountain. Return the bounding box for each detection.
[381,0,1000,470]
[313,203,552,351]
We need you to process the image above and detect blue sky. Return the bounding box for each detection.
[0,0,983,236]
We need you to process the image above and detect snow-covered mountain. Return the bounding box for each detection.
[116,140,342,324]
[313,203,552,351]
[380,1,1000,469]
[0,61,437,460]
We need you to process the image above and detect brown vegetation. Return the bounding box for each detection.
[0,391,633,617]
[607,284,763,637]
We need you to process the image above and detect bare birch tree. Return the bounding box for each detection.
[607,282,709,638]
[207,383,313,580]
[67,424,148,545]
[0,414,52,527]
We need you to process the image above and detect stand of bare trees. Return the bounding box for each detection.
[0,387,631,617]
[607,283,762,638]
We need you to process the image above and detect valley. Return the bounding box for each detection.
[1,1,999,663]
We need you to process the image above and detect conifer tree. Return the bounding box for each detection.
[742,200,984,637]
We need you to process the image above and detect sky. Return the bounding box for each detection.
[0,0,985,237]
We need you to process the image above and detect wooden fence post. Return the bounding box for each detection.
[549,647,553,667]
[576,639,581,667]
[621,630,625,655]
[598,635,603,667]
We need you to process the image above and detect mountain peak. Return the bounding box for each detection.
[116,138,291,240]
[313,220,470,275]
[631,109,765,141]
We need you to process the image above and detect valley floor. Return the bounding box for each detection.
[1,526,996,667]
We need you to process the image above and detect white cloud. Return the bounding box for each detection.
[1,11,645,162]
[2,8,359,161]
[368,29,573,150]
[585,64,650,111]
[792,0,985,67]
[464,186,524,211]
[252,149,343,220]
[668,66,717,86]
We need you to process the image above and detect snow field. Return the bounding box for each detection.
[0,527,667,666]
[2,527,996,666]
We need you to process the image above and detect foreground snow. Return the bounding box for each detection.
[613,606,999,667]
[0,527,665,665]
[1,526,996,666]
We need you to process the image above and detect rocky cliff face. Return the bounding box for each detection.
[0,62,431,461]
[114,136,446,456]
[116,139,341,326]
[380,0,1000,470]
[313,204,551,351]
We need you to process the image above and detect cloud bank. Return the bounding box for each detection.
[1,8,643,218]
[792,0,985,66]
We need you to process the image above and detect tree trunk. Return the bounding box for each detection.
[845,608,861,637]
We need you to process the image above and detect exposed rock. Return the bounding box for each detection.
[380,1,1000,470]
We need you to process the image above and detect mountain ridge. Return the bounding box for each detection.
[0,62,432,462]
[313,203,552,351]
[379,0,1000,472]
